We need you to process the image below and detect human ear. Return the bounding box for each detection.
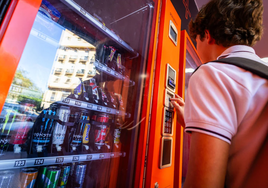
[205,30,216,44]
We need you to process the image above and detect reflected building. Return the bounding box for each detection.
[42,29,96,109]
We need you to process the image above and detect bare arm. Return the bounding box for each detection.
[183,132,230,188]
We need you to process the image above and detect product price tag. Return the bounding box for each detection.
[101,24,106,31]
[75,101,82,106]
[62,98,70,104]
[106,108,111,113]
[110,153,115,157]
[97,106,102,111]
[116,111,120,115]
[115,72,119,76]
[118,38,122,43]
[98,63,103,68]
[99,154,105,159]
[72,156,79,161]
[14,160,26,167]
[87,104,93,109]
[80,8,86,15]
[106,68,111,72]
[34,159,44,165]
[55,157,64,163]
[86,155,92,160]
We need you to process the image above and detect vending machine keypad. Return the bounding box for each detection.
[163,108,173,135]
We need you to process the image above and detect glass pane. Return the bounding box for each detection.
[0,0,153,187]
[182,39,201,187]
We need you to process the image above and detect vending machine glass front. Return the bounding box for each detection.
[0,0,153,187]
[181,39,202,185]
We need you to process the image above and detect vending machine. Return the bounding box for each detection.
[0,0,156,187]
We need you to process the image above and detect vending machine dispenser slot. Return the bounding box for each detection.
[160,137,173,169]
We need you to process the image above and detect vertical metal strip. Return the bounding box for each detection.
[142,0,162,187]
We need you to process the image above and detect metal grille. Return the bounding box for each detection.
[0,0,11,26]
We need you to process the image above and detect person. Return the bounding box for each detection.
[170,0,268,187]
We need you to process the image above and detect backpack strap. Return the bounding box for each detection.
[193,57,268,80]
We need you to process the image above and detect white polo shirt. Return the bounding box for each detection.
[184,45,268,188]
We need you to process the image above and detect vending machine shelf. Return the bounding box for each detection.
[94,61,135,87]
[0,152,126,170]
[58,98,131,118]
[61,0,139,58]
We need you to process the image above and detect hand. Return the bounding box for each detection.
[170,94,185,128]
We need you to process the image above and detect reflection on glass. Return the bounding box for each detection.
[0,0,153,187]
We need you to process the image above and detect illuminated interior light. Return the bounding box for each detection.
[185,68,195,73]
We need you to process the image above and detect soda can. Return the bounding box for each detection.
[0,170,14,188]
[94,125,107,149]
[36,166,47,188]
[97,113,109,123]
[58,165,70,187]
[75,163,87,188]
[44,166,61,188]
[20,168,38,188]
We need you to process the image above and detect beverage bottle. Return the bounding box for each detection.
[89,78,101,105]
[106,46,117,71]
[51,105,70,153]
[114,93,125,111]
[108,92,118,109]
[99,88,109,107]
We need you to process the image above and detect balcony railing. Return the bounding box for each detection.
[76,69,85,75]
[69,55,78,60]
[65,69,74,75]
[87,70,95,76]
[54,68,63,74]
[58,55,66,60]
[80,56,89,62]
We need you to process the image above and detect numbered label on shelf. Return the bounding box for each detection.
[87,104,93,109]
[55,157,64,163]
[62,98,71,104]
[34,159,44,165]
[99,154,105,159]
[87,155,93,160]
[97,106,102,111]
[72,156,79,161]
[14,160,26,167]
[106,108,111,113]
[75,101,82,106]
[110,153,115,157]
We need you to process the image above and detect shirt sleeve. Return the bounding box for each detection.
[184,64,247,144]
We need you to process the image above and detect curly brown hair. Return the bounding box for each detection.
[189,0,264,47]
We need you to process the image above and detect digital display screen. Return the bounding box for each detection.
[162,139,172,166]
[170,26,177,42]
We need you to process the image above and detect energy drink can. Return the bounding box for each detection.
[75,163,87,188]
[0,170,14,188]
[58,165,70,188]
[44,166,61,188]
[82,119,90,144]
[20,168,38,188]
[37,166,48,188]
[52,106,70,151]
[32,106,57,153]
